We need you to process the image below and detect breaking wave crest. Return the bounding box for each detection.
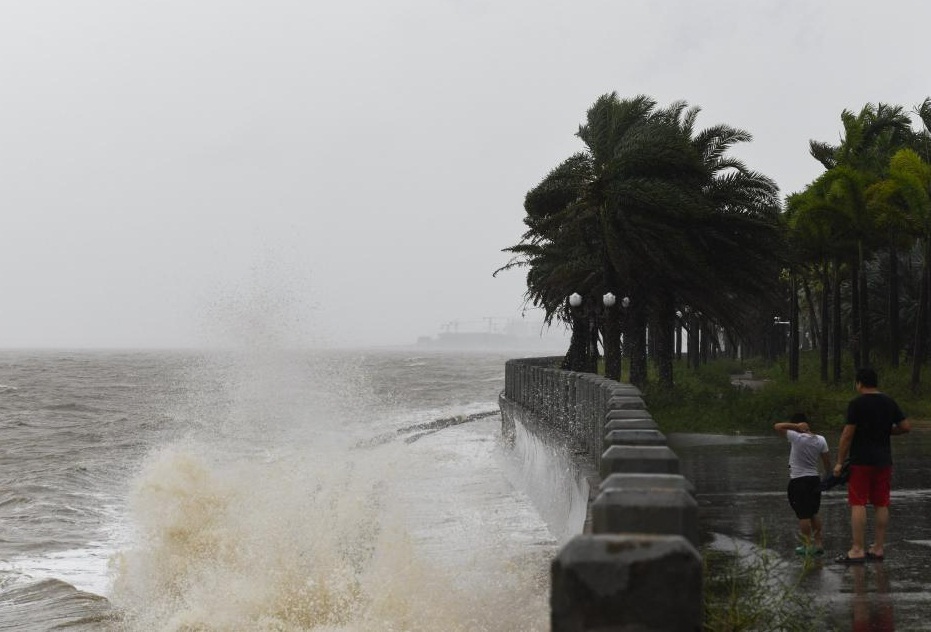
[109,433,551,631]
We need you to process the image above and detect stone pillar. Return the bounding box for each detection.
[551,534,702,632]
[604,418,659,432]
[606,395,645,409]
[599,472,696,496]
[591,487,700,548]
[599,445,680,478]
[602,428,667,451]
[605,408,654,423]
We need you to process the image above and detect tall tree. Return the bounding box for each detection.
[503,93,785,388]
[786,180,850,382]
[804,103,916,369]
[872,148,931,390]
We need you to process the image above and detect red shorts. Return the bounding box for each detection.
[847,465,892,507]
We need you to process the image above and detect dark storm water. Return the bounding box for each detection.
[2,348,929,631]
[0,348,559,631]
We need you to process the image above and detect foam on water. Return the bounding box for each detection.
[105,350,555,631]
[0,545,115,596]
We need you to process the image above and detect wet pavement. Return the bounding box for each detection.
[670,429,931,631]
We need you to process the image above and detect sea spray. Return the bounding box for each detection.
[104,348,552,630]
[108,428,552,629]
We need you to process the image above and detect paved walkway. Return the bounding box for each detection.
[671,431,931,631]
[729,371,769,391]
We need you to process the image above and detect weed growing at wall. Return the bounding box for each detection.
[702,533,834,632]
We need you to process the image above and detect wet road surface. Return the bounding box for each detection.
[670,430,931,631]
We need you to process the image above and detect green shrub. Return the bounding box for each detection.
[641,350,931,434]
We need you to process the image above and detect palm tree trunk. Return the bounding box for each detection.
[684,326,690,367]
[688,314,699,370]
[859,240,871,368]
[602,252,622,381]
[603,305,622,381]
[802,276,820,350]
[684,322,691,369]
[832,261,843,384]
[724,330,738,359]
[850,259,861,369]
[820,263,830,382]
[654,294,675,388]
[675,315,683,360]
[587,310,600,374]
[889,245,900,368]
[790,273,800,381]
[562,311,588,372]
[628,302,648,387]
[911,240,930,392]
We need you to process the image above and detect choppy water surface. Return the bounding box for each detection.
[0,349,557,631]
[5,349,931,631]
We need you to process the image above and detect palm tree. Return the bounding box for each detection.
[505,93,712,383]
[497,153,604,372]
[786,186,845,382]
[806,103,916,369]
[659,106,787,382]
[580,97,709,385]
[502,93,785,389]
[871,148,931,390]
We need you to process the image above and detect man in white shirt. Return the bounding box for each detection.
[774,413,832,556]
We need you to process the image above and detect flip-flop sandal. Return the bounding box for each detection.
[834,553,866,564]
[866,551,885,562]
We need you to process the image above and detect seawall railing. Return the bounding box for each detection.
[499,357,702,632]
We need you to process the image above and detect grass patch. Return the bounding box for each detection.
[703,533,833,631]
[639,350,931,434]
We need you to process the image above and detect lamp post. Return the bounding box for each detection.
[773,316,792,377]
[682,307,700,369]
[675,310,683,360]
[602,293,630,382]
[774,316,799,380]
[566,292,598,373]
[565,292,629,377]
[602,292,618,381]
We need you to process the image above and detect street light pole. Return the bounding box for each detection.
[567,293,598,373]
[675,310,683,360]
[602,292,620,381]
[773,316,797,379]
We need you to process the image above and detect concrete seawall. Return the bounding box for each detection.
[500,357,702,631]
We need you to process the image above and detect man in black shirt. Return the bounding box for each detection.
[834,368,911,564]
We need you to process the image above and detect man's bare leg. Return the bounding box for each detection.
[871,506,889,557]
[849,505,867,558]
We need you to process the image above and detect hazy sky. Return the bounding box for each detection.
[1,0,929,349]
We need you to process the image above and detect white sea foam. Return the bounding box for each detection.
[105,348,555,631]
[109,422,554,631]
[0,546,115,596]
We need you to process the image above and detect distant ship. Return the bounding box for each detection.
[416,318,568,351]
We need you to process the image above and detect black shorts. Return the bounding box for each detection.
[787,475,822,519]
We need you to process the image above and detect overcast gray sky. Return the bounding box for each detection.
[1,0,928,349]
